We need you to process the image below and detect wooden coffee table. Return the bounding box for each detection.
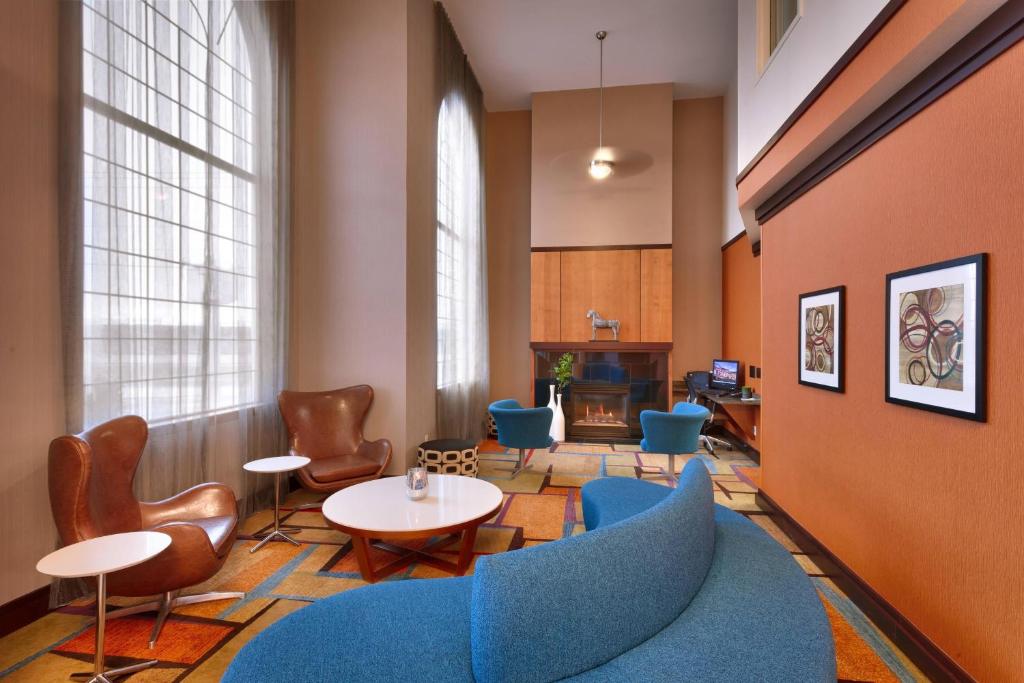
[322,474,503,583]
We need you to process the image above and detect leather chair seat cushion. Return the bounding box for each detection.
[189,515,238,557]
[306,453,381,483]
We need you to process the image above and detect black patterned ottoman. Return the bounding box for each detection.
[417,438,479,477]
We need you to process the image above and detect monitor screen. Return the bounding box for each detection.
[710,359,740,389]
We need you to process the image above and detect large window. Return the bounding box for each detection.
[436,96,465,389]
[81,0,256,426]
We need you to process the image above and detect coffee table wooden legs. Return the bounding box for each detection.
[350,526,481,583]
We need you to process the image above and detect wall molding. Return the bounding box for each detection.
[755,0,1024,223]
[736,0,907,185]
[720,231,746,252]
[530,244,672,253]
[0,585,51,639]
[755,490,975,682]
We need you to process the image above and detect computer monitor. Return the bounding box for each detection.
[710,359,741,390]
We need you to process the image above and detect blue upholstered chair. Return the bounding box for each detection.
[488,399,553,478]
[640,401,710,483]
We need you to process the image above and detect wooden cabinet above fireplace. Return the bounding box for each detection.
[530,246,672,344]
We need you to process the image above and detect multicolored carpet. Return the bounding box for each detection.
[0,441,926,682]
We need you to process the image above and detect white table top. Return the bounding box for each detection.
[323,474,503,534]
[244,455,311,473]
[36,531,171,579]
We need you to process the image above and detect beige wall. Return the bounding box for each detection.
[531,83,673,248]
[404,0,438,452]
[486,97,724,402]
[672,97,724,375]
[293,0,438,471]
[0,0,63,605]
[485,110,532,405]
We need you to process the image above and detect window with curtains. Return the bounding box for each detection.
[80,0,257,426]
[436,94,472,390]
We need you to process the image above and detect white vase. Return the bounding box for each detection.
[551,391,566,443]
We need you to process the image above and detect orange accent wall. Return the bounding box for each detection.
[761,41,1024,682]
[722,234,761,395]
[738,0,976,210]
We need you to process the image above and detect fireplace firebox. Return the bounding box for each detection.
[569,383,630,440]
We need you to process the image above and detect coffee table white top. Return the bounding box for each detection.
[36,531,171,579]
[244,455,311,474]
[323,474,503,535]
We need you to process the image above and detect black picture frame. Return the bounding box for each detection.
[884,253,986,422]
[797,285,845,393]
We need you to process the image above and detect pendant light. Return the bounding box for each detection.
[589,30,614,180]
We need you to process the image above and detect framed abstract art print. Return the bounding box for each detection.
[798,286,844,392]
[885,253,986,421]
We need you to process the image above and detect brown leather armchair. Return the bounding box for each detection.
[278,385,393,493]
[48,415,243,647]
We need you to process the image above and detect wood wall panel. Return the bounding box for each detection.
[640,249,673,342]
[560,250,641,342]
[530,251,561,341]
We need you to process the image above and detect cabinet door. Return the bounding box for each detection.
[560,250,641,342]
[530,251,561,341]
[641,249,672,342]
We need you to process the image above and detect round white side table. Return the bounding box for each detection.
[37,531,171,683]
[243,455,311,553]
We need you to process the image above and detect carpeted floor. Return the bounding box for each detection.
[0,441,927,682]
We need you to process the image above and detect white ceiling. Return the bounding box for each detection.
[442,0,737,112]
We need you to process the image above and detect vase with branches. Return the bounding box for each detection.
[547,353,573,442]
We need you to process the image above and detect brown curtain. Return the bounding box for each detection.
[435,4,490,441]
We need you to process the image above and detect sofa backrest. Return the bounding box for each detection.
[469,460,715,683]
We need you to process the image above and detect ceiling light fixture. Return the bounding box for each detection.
[589,30,614,181]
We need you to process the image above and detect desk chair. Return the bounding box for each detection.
[639,402,710,483]
[684,371,733,455]
[488,399,553,478]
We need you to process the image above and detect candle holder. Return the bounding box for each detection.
[406,467,429,500]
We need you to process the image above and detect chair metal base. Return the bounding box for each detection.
[492,448,533,479]
[71,659,158,682]
[701,434,732,455]
[103,590,245,647]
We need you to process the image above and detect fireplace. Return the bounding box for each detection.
[531,342,670,443]
[569,383,630,440]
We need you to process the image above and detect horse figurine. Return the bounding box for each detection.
[586,310,620,341]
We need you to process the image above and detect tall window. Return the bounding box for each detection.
[436,95,469,390]
[81,0,256,426]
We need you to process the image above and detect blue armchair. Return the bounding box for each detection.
[640,401,710,483]
[488,399,553,478]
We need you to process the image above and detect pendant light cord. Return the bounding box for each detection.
[598,32,604,150]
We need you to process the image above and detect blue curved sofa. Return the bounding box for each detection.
[224,461,835,682]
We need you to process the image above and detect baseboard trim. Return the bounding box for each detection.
[754,490,975,682]
[0,585,52,639]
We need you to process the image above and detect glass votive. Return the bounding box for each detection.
[406,467,429,500]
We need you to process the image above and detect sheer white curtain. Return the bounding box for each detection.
[435,6,488,441]
[59,0,289,513]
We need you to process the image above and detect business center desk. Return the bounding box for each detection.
[672,382,761,454]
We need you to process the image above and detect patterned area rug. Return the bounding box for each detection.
[0,441,926,682]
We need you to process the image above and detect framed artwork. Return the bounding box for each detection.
[798,286,845,392]
[885,254,986,421]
